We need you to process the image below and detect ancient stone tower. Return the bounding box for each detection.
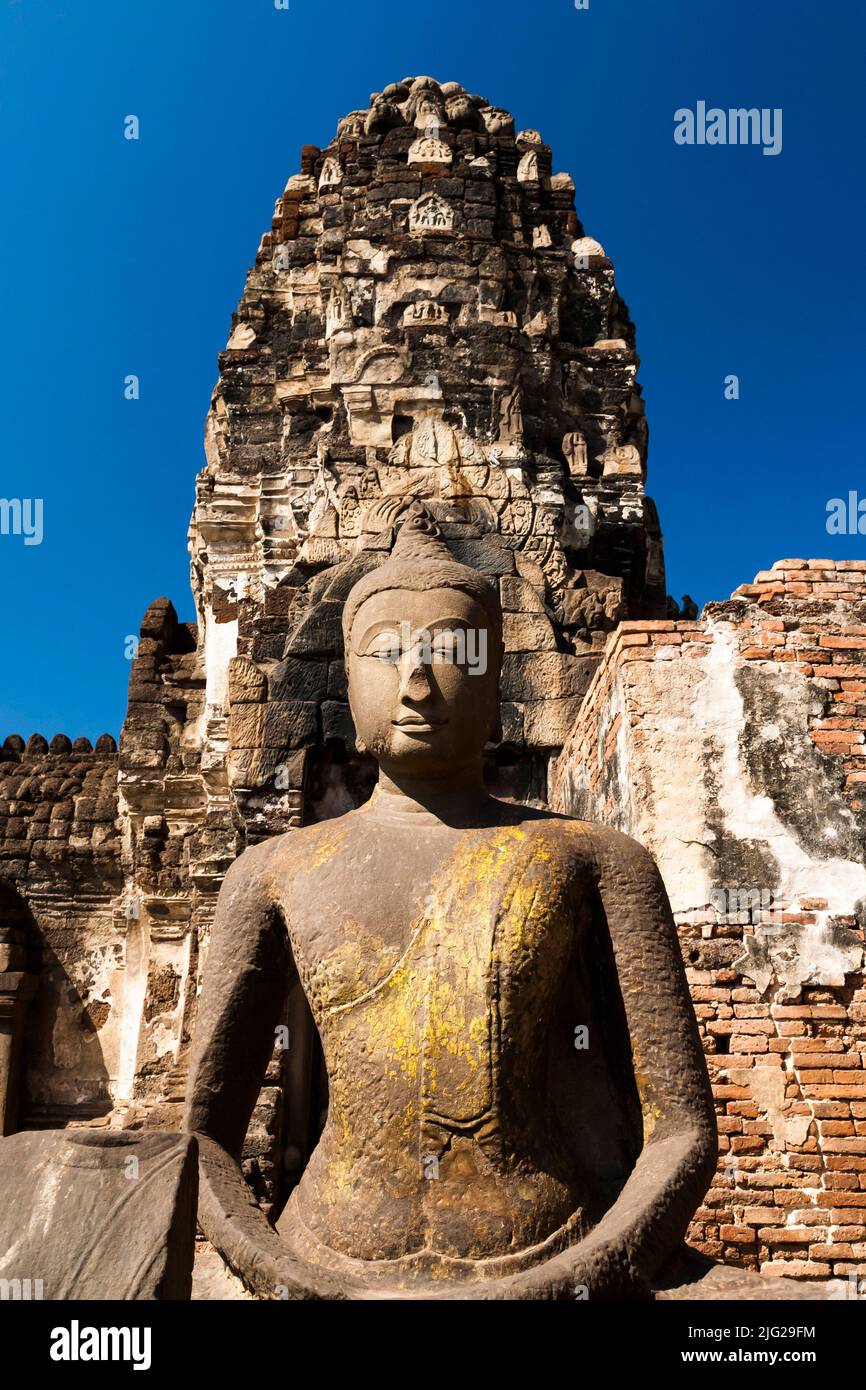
[188,74,667,843]
[1,78,863,1286]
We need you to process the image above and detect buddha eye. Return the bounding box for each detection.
[368,629,401,663]
[430,629,464,663]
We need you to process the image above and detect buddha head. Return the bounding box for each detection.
[342,506,503,779]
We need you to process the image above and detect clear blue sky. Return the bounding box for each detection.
[1,0,864,742]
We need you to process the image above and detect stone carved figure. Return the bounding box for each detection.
[563,431,589,477]
[409,193,454,233]
[318,157,342,191]
[499,387,524,443]
[185,505,717,1300]
[517,150,541,183]
[407,136,452,167]
[337,486,362,539]
[600,443,643,478]
[403,300,448,326]
[325,286,352,340]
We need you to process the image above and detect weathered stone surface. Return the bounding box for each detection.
[503,611,558,652]
[522,695,584,747]
[269,656,329,703]
[0,1129,197,1298]
[501,651,592,702]
[262,700,319,750]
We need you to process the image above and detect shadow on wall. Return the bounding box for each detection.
[304,738,549,824]
[0,878,111,1133]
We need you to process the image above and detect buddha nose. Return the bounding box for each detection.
[399,650,433,702]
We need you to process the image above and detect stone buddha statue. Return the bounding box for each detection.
[185,506,717,1299]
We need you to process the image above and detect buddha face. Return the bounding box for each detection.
[347,586,501,778]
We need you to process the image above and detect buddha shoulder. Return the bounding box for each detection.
[243,813,360,881]
[508,811,660,879]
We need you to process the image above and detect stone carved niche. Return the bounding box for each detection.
[325,287,353,340]
[402,300,447,327]
[407,136,452,167]
[600,443,642,478]
[337,111,366,139]
[318,157,342,191]
[563,431,589,477]
[517,150,541,183]
[408,193,454,233]
[391,417,461,471]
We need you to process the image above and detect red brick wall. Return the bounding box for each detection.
[551,559,866,1281]
[732,559,866,812]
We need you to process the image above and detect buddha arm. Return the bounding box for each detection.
[183,842,350,1299]
[560,825,718,1296]
[184,839,291,1158]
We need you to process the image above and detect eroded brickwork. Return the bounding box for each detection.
[551,560,866,1280]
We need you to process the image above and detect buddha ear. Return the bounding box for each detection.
[346,688,366,755]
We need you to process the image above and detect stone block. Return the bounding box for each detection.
[269,656,329,702]
[228,657,267,704]
[447,537,516,576]
[263,700,319,750]
[503,612,558,652]
[321,701,356,746]
[501,652,592,702]
[285,599,345,657]
[499,575,546,614]
[229,705,265,750]
[522,696,583,747]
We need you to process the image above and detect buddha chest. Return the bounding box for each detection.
[280,817,589,1155]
